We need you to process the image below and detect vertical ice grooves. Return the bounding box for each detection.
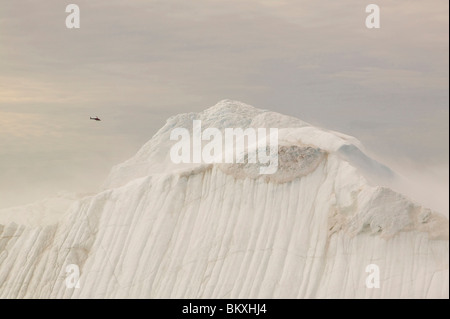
[0,158,448,298]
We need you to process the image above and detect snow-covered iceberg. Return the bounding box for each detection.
[0,100,448,298]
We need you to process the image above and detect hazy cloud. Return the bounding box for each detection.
[0,0,448,208]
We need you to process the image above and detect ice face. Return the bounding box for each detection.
[0,100,447,298]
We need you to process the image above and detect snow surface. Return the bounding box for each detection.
[0,100,448,298]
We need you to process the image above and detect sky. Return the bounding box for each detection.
[0,0,448,210]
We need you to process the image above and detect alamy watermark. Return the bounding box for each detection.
[365,264,380,288]
[65,4,80,29]
[170,120,279,174]
[365,4,381,29]
[65,264,80,289]
[65,4,380,30]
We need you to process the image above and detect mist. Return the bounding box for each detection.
[387,161,449,218]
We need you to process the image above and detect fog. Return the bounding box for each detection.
[381,159,449,217]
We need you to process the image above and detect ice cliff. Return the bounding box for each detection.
[0,100,448,298]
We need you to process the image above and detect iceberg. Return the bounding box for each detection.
[0,100,447,298]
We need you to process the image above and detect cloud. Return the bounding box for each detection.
[0,0,447,208]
